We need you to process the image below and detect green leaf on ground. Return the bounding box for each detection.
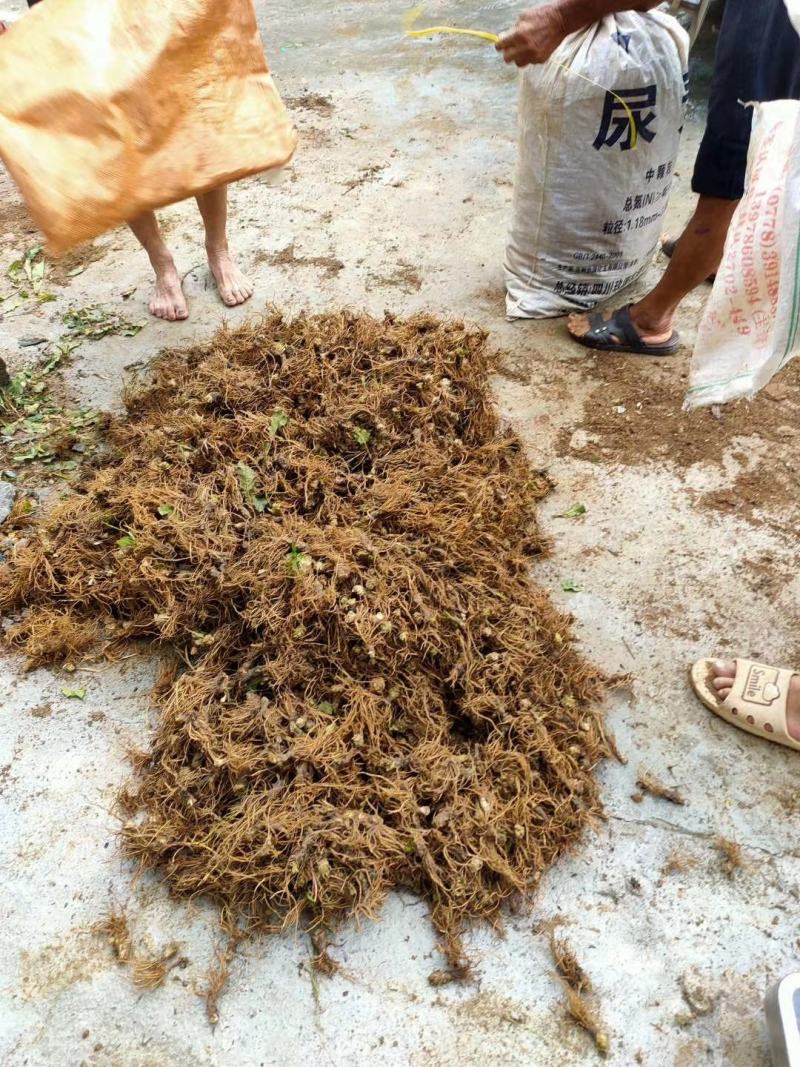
[269,410,289,436]
[117,534,137,550]
[236,461,257,496]
[561,580,581,593]
[63,304,142,340]
[352,427,371,447]
[157,505,175,518]
[287,544,313,576]
[61,687,86,700]
[556,504,587,520]
[237,463,271,513]
[8,246,48,297]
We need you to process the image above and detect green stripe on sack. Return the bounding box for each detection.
[778,224,800,369]
[685,370,755,395]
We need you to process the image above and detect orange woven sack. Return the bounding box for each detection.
[0,0,297,254]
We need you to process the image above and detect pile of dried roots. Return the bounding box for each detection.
[0,311,608,972]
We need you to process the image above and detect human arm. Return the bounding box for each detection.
[496,0,662,67]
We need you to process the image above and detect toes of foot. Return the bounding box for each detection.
[713,660,737,681]
[567,316,590,339]
[220,283,252,306]
[150,297,187,321]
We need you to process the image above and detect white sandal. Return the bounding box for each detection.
[690,658,800,752]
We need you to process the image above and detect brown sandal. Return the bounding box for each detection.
[690,658,800,752]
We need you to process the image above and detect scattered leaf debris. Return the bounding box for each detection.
[62,304,142,341]
[0,340,107,482]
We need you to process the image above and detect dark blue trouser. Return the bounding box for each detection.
[693,0,800,199]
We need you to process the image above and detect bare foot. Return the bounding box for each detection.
[711,660,800,741]
[566,305,674,347]
[150,262,188,321]
[206,247,253,307]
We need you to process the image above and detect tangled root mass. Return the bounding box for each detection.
[0,311,608,969]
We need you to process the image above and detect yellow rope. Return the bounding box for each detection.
[554,64,639,150]
[406,26,501,44]
[403,10,639,150]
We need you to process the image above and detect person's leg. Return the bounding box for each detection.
[624,0,800,345]
[194,185,253,308]
[629,197,739,341]
[567,195,738,347]
[711,661,800,742]
[128,212,188,321]
[567,0,771,354]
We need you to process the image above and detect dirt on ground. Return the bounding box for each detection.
[284,92,335,115]
[0,187,109,287]
[46,242,110,287]
[255,242,345,278]
[0,196,37,242]
[556,353,800,525]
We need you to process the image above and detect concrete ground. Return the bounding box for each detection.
[1,2,799,1065]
